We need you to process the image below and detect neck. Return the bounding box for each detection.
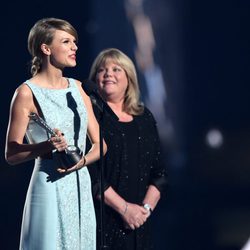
[106,100,133,122]
[31,68,67,89]
[39,61,64,85]
[107,100,124,113]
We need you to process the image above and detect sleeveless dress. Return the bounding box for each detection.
[19,78,96,250]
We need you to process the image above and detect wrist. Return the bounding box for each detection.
[143,203,153,214]
[82,156,86,166]
[120,202,128,216]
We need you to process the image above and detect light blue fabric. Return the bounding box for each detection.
[20,78,96,250]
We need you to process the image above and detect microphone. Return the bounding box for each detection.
[82,80,119,121]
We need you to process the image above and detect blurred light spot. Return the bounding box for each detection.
[242,237,250,250]
[205,128,223,148]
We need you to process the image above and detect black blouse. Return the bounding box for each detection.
[87,106,168,250]
[117,120,139,203]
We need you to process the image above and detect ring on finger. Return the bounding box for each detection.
[56,137,61,142]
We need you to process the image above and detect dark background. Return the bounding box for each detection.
[1,0,250,249]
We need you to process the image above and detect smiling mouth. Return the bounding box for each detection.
[103,80,115,85]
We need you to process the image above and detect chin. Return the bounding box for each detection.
[68,62,77,67]
[103,85,115,92]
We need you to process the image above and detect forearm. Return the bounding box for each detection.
[101,186,149,230]
[100,186,127,215]
[5,140,54,165]
[84,139,107,166]
[142,185,161,211]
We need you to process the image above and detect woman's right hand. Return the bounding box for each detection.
[121,202,148,230]
[48,129,67,152]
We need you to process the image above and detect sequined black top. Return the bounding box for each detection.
[88,106,167,250]
[118,120,139,203]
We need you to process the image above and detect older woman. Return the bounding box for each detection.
[87,48,167,250]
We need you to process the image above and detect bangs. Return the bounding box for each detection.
[98,56,121,68]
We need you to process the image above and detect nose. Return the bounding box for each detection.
[104,68,112,77]
[72,42,78,51]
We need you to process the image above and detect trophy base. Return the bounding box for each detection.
[54,146,83,169]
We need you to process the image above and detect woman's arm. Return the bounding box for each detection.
[5,84,57,165]
[141,109,167,214]
[142,185,161,213]
[102,186,148,230]
[76,80,107,166]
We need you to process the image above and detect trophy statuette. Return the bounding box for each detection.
[28,112,83,169]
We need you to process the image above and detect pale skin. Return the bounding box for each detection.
[95,59,160,230]
[5,30,107,173]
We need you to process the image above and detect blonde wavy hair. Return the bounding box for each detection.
[28,17,78,76]
[89,48,144,115]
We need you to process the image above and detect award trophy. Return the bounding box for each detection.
[28,112,83,169]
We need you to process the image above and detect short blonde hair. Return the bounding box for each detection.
[89,48,144,115]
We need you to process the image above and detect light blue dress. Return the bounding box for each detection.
[20,78,96,250]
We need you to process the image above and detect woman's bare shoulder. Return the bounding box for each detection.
[74,79,82,87]
[14,82,33,101]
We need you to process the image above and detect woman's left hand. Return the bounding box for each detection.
[57,156,86,173]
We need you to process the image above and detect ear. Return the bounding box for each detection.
[40,43,51,56]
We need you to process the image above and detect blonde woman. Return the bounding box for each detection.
[5,18,106,250]
[87,48,167,250]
